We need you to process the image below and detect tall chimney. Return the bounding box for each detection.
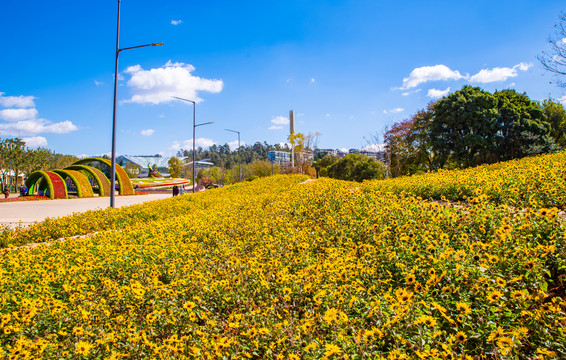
[289,110,295,134]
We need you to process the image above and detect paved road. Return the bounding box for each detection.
[0,194,171,228]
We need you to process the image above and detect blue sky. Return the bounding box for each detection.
[1,0,565,156]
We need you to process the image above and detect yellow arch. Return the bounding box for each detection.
[72,158,134,196]
[53,169,94,198]
[65,164,111,196]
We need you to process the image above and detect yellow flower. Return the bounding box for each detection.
[487,327,505,342]
[488,290,503,303]
[415,315,437,327]
[456,302,472,315]
[75,341,94,356]
[455,331,467,343]
[405,274,416,284]
[324,343,341,357]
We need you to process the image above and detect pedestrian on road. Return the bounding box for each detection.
[3,185,10,198]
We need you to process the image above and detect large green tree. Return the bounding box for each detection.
[494,89,554,160]
[431,86,555,169]
[431,86,499,168]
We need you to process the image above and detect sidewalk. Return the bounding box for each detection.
[0,194,171,228]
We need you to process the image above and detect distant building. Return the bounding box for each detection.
[314,145,386,162]
[350,146,386,162]
[116,155,188,176]
[315,149,338,157]
[185,160,215,171]
[297,150,314,164]
[268,151,291,165]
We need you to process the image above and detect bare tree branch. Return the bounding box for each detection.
[538,12,566,87]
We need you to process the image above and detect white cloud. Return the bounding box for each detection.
[227,140,245,149]
[269,125,283,130]
[124,60,223,104]
[169,138,216,151]
[0,119,78,136]
[0,108,38,122]
[0,93,35,108]
[402,89,422,96]
[141,129,155,136]
[0,92,78,137]
[469,62,532,83]
[94,80,103,86]
[271,115,289,125]
[310,78,316,83]
[383,107,404,114]
[559,95,566,106]
[171,19,183,25]
[400,65,465,89]
[22,136,48,147]
[325,113,331,117]
[427,87,451,99]
[195,138,216,148]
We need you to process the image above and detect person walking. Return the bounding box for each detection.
[172,185,179,197]
[3,185,9,199]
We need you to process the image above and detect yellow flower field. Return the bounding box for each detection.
[366,150,566,209]
[0,154,565,359]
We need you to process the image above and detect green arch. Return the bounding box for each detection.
[25,171,67,199]
[72,157,134,196]
[65,164,111,196]
[53,169,94,198]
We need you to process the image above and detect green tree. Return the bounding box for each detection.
[313,154,338,177]
[50,154,79,170]
[167,157,184,178]
[249,160,279,178]
[541,99,566,148]
[431,86,499,168]
[3,138,26,191]
[327,154,386,182]
[22,147,53,178]
[494,89,555,160]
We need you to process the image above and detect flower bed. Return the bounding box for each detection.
[0,156,565,358]
[0,195,50,203]
[134,179,191,189]
[0,171,566,359]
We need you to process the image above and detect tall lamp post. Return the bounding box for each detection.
[224,128,241,182]
[172,97,214,193]
[110,0,163,208]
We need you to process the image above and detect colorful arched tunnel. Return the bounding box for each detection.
[25,158,134,199]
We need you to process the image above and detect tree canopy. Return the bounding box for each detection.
[383,86,565,177]
[327,154,386,182]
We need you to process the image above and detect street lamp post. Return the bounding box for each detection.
[110,0,163,208]
[172,97,213,193]
[224,129,241,182]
